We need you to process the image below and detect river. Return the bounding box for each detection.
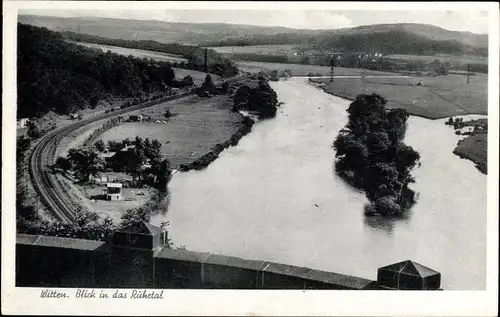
[151,79,486,290]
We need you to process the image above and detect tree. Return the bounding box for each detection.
[180,75,194,87]
[155,159,172,194]
[94,139,106,152]
[67,146,104,181]
[27,121,40,139]
[55,156,72,171]
[221,81,229,94]
[120,206,151,228]
[90,95,99,109]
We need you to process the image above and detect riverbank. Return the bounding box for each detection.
[153,79,486,290]
[178,116,255,172]
[308,78,488,174]
[310,73,487,119]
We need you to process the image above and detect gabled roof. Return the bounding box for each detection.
[378,260,439,277]
[117,221,164,236]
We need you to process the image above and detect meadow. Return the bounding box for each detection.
[98,95,243,168]
[313,73,487,119]
[234,60,398,77]
[73,42,187,62]
[210,44,296,54]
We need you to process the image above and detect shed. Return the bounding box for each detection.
[377,260,441,290]
[129,114,143,122]
[111,221,168,250]
[103,183,123,201]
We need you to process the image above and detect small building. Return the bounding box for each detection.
[111,221,168,250]
[102,183,123,201]
[70,113,81,120]
[377,260,441,290]
[17,118,30,128]
[129,114,143,122]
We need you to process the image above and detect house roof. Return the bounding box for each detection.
[378,260,439,278]
[117,221,164,236]
[106,183,123,188]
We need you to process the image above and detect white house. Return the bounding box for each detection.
[17,118,30,128]
[102,183,123,201]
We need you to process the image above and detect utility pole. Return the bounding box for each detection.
[466,63,470,84]
[204,48,208,74]
[330,54,334,82]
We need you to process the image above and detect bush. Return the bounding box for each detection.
[55,156,72,171]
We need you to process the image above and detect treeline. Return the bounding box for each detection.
[62,31,238,78]
[333,94,421,216]
[83,116,124,147]
[18,24,177,118]
[205,30,487,57]
[232,80,281,119]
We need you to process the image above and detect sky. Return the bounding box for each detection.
[20,9,489,34]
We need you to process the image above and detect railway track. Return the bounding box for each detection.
[29,76,247,223]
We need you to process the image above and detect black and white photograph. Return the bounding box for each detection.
[2,1,499,315]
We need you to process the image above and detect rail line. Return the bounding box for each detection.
[29,77,247,223]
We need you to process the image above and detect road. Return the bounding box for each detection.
[29,77,246,223]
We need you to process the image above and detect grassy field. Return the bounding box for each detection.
[385,53,488,64]
[454,134,487,174]
[210,44,296,54]
[98,95,243,167]
[235,60,399,77]
[73,41,187,62]
[312,73,487,119]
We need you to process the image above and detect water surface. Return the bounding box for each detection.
[152,80,486,290]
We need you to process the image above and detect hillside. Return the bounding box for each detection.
[17,24,178,118]
[206,26,487,56]
[18,14,302,45]
[19,15,487,56]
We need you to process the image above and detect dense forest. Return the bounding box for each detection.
[62,32,238,77]
[18,24,182,118]
[333,94,421,216]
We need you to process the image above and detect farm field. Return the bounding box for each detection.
[234,60,399,77]
[312,73,487,119]
[72,41,187,62]
[210,44,296,54]
[385,53,488,65]
[98,95,244,167]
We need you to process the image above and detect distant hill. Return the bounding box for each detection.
[18,14,302,45]
[19,15,487,57]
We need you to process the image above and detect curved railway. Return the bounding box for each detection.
[29,91,194,223]
[29,77,246,223]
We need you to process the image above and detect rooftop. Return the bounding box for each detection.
[106,183,123,188]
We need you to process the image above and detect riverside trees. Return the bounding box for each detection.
[333,93,420,216]
[233,80,280,119]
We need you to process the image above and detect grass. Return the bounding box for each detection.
[454,134,487,174]
[210,44,297,54]
[73,41,187,62]
[385,53,488,64]
[235,61,398,77]
[312,73,487,119]
[98,95,243,168]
